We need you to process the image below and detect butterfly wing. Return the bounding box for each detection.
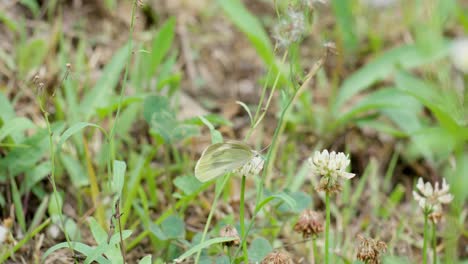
[194,141,254,182]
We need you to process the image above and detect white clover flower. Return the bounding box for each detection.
[413,177,453,215]
[308,150,355,193]
[0,225,7,245]
[450,38,468,73]
[273,10,306,48]
[234,154,264,178]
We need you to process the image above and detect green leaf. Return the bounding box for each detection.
[138,255,152,264]
[333,43,449,112]
[173,175,203,195]
[0,117,34,142]
[160,214,185,239]
[0,92,16,122]
[247,237,272,263]
[143,95,177,143]
[112,160,127,198]
[60,154,89,187]
[57,122,106,153]
[334,88,421,129]
[88,217,108,245]
[174,237,238,263]
[278,191,312,213]
[149,17,176,76]
[218,0,283,82]
[17,38,48,78]
[199,115,223,144]
[331,0,357,54]
[42,242,111,264]
[10,175,26,231]
[48,192,63,217]
[80,42,130,119]
[149,223,168,240]
[19,0,40,17]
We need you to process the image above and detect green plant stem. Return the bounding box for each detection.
[311,238,317,264]
[0,218,51,263]
[423,212,429,264]
[239,175,248,264]
[432,221,437,264]
[194,175,231,264]
[325,192,330,264]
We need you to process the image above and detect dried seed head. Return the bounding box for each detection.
[261,250,294,264]
[219,225,240,247]
[273,9,306,48]
[294,209,323,238]
[356,235,387,264]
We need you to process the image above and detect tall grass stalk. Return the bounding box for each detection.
[194,175,231,264]
[239,175,248,263]
[106,0,137,261]
[38,68,74,258]
[231,51,327,263]
[325,192,330,264]
[432,221,437,264]
[423,212,429,264]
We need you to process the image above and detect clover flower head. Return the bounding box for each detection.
[294,209,323,238]
[413,177,453,218]
[261,250,294,264]
[450,37,468,73]
[356,235,387,264]
[308,150,355,193]
[219,225,240,247]
[273,9,305,48]
[234,153,264,178]
[0,225,6,245]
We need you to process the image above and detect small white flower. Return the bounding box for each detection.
[413,177,453,214]
[450,38,468,73]
[234,154,264,177]
[0,225,7,244]
[308,150,355,193]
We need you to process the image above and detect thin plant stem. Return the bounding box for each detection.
[432,221,437,264]
[311,238,316,264]
[325,192,330,264]
[194,175,230,264]
[240,175,248,263]
[231,52,327,264]
[423,212,429,264]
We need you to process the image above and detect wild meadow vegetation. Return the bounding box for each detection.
[0,0,467,263]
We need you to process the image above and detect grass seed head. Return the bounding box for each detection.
[273,9,306,48]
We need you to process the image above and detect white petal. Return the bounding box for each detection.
[438,194,454,204]
[413,191,423,201]
[341,172,355,179]
[423,182,433,197]
[416,178,425,193]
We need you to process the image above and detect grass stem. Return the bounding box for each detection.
[432,221,437,264]
[325,192,330,264]
[240,175,248,263]
[423,212,429,264]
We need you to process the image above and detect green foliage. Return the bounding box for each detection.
[143,95,199,143]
